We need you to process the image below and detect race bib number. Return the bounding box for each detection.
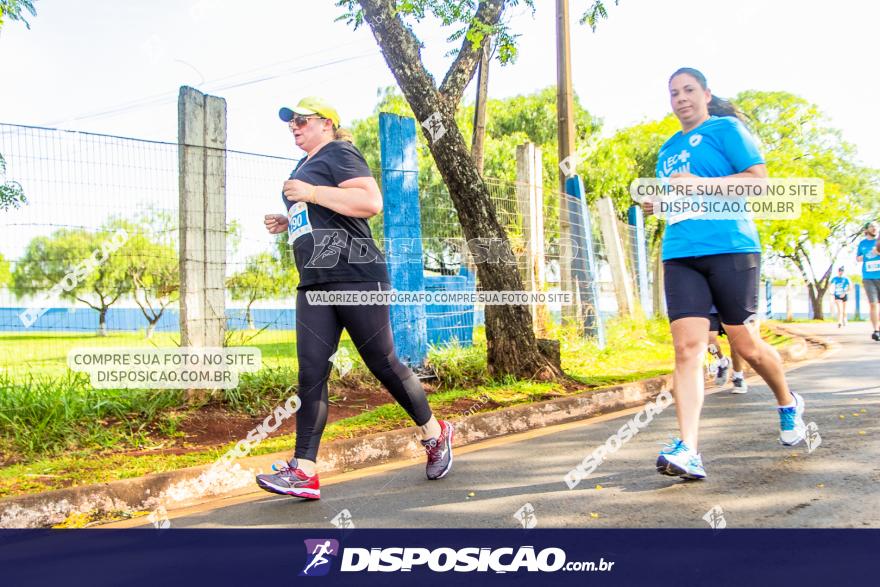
[865,259,880,272]
[665,195,705,225]
[287,202,312,243]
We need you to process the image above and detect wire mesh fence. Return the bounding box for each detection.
[0,124,304,380]
[0,122,658,381]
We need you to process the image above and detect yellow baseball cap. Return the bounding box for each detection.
[279,97,340,128]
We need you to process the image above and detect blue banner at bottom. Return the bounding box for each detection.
[1,529,876,586]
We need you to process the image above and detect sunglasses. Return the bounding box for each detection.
[289,114,326,128]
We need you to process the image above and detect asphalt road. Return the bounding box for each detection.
[121,322,880,529]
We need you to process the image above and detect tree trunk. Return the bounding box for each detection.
[428,127,559,379]
[98,307,108,336]
[785,282,793,321]
[359,0,560,379]
[146,320,157,339]
[809,284,826,320]
[246,305,255,330]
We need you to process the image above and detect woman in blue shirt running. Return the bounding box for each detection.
[829,266,851,328]
[644,68,807,480]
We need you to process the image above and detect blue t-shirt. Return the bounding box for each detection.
[657,116,765,261]
[830,276,850,296]
[857,238,880,280]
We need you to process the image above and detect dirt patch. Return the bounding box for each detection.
[124,379,442,457]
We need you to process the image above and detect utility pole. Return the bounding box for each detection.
[556,0,576,320]
[471,38,491,174]
[556,0,577,194]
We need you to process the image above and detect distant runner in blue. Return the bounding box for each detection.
[829,266,851,328]
[644,68,807,481]
[856,222,880,340]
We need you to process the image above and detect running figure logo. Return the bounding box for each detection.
[329,348,354,378]
[804,422,822,453]
[514,502,538,529]
[702,505,727,530]
[306,229,348,269]
[300,539,340,577]
[331,508,355,530]
[421,111,447,143]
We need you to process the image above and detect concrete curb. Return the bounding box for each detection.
[0,323,827,528]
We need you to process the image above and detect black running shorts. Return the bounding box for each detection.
[708,313,726,336]
[664,253,760,326]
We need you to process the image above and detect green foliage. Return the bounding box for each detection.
[335,0,536,66]
[0,0,37,30]
[351,86,601,271]
[222,366,298,416]
[227,252,297,328]
[120,233,179,335]
[580,115,679,212]
[11,226,129,310]
[580,0,615,29]
[335,1,615,60]
[0,153,27,211]
[427,340,487,389]
[0,371,183,459]
[736,90,880,287]
[0,253,10,288]
[10,210,185,334]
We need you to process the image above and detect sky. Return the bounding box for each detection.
[1,0,878,281]
[2,0,879,166]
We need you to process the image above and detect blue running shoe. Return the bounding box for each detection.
[778,391,806,446]
[680,453,706,480]
[657,438,706,480]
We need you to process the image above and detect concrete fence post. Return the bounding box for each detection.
[516,142,548,335]
[597,197,635,318]
[627,204,650,315]
[178,86,227,351]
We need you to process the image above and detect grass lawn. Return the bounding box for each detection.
[0,328,370,380]
[0,317,796,500]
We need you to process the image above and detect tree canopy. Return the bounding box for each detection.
[0,0,37,30]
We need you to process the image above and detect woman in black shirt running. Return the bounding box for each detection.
[255,97,453,499]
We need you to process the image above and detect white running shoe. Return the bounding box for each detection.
[778,392,807,446]
[731,376,748,394]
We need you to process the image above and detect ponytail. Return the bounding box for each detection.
[334,127,354,143]
[708,95,744,121]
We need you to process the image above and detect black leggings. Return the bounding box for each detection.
[294,281,433,461]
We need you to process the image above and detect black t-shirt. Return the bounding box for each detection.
[282,140,389,289]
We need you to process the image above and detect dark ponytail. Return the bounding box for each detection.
[708,95,740,119]
[670,67,745,122]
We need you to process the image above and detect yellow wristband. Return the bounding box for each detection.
[312,186,320,205]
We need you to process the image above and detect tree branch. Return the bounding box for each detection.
[75,296,100,312]
[359,0,442,115]
[437,0,506,108]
